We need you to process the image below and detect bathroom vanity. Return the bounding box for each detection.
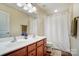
[0,36,47,56]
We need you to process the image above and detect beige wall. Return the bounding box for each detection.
[37,8,47,35]
[0,4,29,36]
[73,3,79,17]
[28,5,48,36]
[35,6,48,36]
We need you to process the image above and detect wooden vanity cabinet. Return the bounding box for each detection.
[36,40,44,56]
[37,39,47,56]
[4,38,47,56]
[37,45,43,56]
[27,43,36,56]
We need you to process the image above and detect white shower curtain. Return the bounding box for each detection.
[44,12,71,52]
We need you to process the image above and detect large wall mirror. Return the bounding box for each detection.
[0,11,10,38]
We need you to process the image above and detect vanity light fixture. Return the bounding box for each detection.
[16,3,37,13]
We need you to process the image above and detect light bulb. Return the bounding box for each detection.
[54,9,58,13]
[32,7,37,12]
[28,10,33,13]
[27,3,32,8]
[16,3,24,7]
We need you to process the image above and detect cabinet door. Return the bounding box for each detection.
[37,40,43,47]
[7,47,27,56]
[28,43,36,53]
[37,45,44,56]
[28,50,36,56]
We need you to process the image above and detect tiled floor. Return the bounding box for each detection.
[51,49,61,56]
[47,48,72,56]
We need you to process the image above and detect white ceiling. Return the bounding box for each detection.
[38,3,72,14]
[4,3,72,16]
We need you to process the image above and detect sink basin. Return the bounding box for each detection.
[0,39,27,48]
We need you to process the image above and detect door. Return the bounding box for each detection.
[0,11,10,38]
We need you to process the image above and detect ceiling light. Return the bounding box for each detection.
[54,9,58,13]
[32,7,37,12]
[16,3,24,7]
[16,3,37,13]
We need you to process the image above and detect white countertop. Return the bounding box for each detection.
[0,36,46,56]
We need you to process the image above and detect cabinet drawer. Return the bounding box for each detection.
[7,47,27,56]
[28,50,36,56]
[37,45,43,56]
[28,43,36,52]
[37,40,43,47]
